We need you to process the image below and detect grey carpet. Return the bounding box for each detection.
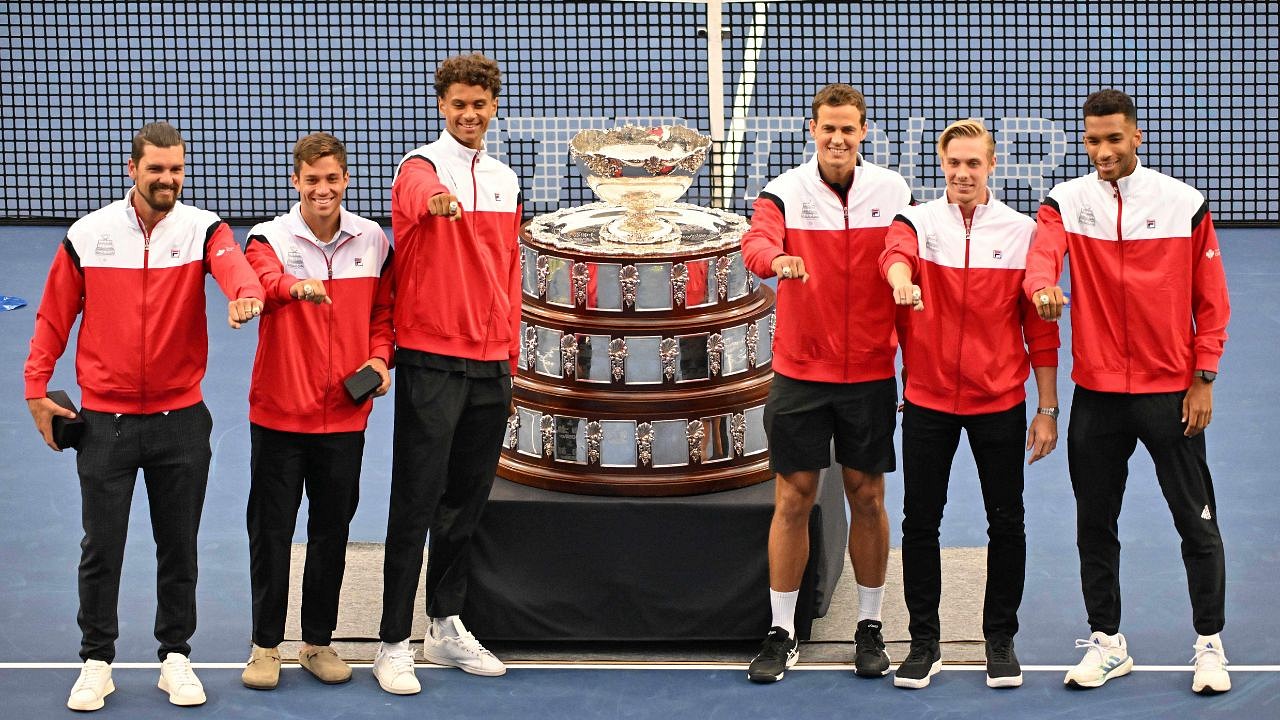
[276,542,988,665]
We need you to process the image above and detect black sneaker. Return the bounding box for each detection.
[853,619,891,677]
[747,627,799,683]
[985,637,1022,688]
[893,642,942,689]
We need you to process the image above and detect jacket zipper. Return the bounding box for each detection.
[319,236,352,432]
[955,212,973,413]
[820,176,852,380]
[471,150,497,360]
[1112,181,1130,393]
[136,212,152,412]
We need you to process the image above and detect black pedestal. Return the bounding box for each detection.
[462,469,848,641]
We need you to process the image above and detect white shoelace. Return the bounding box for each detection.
[73,664,107,693]
[1073,637,1111,663]
[163,657,198,687]
[451,629,495,658]
[382,648,416,673]
[1192,643,1227,669]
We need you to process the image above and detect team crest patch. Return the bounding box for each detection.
[286,248,305,271]
[800,201,819,222]
[925,232,939,252]
[1077,206,1097,226]
[94,234,115,256]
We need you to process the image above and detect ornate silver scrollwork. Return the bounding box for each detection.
[586,420,603,464]
[540,414,555,458]
[620,264,639,309]
[730,413,746,457]
[715,255,732,300]
[572,261,589,307]
[536,255,551,297]
[524,326,539,372]
[671,262,688,307]
[707,333,724,376]
[637,422,654,467]
[747,271,759,291]
[770,311,776,338]
[687,419,705,464]
[608,338,627,381]
[561,334,578,377]
[504,412,520,450]
[660,337,678,381]
[746,322,759,368]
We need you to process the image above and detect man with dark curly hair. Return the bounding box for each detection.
[373,52,523,695]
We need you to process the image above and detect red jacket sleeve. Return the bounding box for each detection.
[24,239,84,399]
[740,194,787,278]
[1189,205,1230,372]
[879,216,920,279]
[1023,202,1068,299]
[393,158,451,228]
[369,243,396,366]
[205,223,266,301]
[244,235,300,312]
[508,207,524,374]
[1020,290,1061,368]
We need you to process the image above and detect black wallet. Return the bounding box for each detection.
[344,365,382,404]
[47,389,85,450]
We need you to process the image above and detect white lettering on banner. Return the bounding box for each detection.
[491,116,1067,206]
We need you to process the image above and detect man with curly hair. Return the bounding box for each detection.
[373,53,523,695]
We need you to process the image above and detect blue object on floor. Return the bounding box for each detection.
[0,295,26,311]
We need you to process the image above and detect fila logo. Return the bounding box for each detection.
[494,192,503,202]
[871,208,881,218]
[170,248,180,259]
[1206,249,1221,260]
[1146,218,1157,229]
[1201,505,1213,520]
[354,257,364,267]
[993,249,1003,259]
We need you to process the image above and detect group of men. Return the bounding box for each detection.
[22,51,1232,712]
[744,84,1231,695]
[24,53,519,710]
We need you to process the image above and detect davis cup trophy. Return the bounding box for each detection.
[498,125,777,496]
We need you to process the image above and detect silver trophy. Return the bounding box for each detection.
[570,125,710,244]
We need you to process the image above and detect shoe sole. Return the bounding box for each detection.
[157,676,206,706]
[241,677,278,690]
[747,650,799,683]
[421,651,507,677]
[986,673,1023,688]
[67,678,115,711]
[854,660,892,678]
[301,665,352,684]
[893,659,942,689]
[1193,675,1231,694]
[1064,657,1133,689]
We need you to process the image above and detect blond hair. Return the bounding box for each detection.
[936,119,995,159]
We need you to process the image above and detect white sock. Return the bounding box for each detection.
[431,615,463,639]
[856,584,885,622]
[770,589,799,638]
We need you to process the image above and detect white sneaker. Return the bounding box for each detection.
[1064,631,1133,688]
[1192,634,1231,694]
[421,616,507,677]
[373,640,421,695]
[67,659,114,711]
[157,653,206,706]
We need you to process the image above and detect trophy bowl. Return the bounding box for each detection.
[570,125,711,244]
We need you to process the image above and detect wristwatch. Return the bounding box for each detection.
[1194,370,1217,383]
[1037,406,1059,420]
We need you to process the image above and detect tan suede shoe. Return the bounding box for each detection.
[299,646,352,684]
[241,645,281,690]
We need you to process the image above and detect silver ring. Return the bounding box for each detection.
[1039,294,1050,306]
[781,267,792,279]
[911,288,921,303]
[448,201,459,215]
[303,284,314,296]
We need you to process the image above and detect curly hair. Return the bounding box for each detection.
[1083,89,1137,123]
[434,53,502,98]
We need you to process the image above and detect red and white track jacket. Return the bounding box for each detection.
[741,155,912,383]
[880,194,1060,415]
[245,204,394,433]
[24,191,264,414]
[1023,161,1230,394]
[392,132,523,371]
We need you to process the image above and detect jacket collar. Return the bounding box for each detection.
[283,202,361,246]
[1093,157,1146,194]
[434,129,487,164]
[122,187,183,230]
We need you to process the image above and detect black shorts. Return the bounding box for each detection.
[763,373,898,475]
